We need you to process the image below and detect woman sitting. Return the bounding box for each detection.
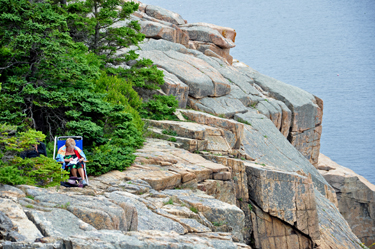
[56,138,87,186]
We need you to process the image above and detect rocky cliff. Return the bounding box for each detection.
[0,2,370,249]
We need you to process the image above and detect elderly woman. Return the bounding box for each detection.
[56,138,87,186]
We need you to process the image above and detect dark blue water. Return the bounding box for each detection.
[145,0,375,184]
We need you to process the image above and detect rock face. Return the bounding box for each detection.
[318,153,375,247]
[119,2,324,167]
[0,2,367,249]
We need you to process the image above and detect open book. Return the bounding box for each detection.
[69,157,79,165]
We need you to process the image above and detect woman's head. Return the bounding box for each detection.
[65,138,76,149]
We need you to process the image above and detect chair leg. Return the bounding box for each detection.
[84,164,89,185]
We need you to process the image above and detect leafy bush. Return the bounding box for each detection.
[94,73,144,132]
[140,95,179,120]
[0,124,68,186]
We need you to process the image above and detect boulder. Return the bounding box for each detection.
[145,5,186,25]
[233,111,331,196]
[318,154,375,247]
[250,201,313,249]
[121,165,182,190]
[139,38,188,53]
[139,21,189,46]
[180,110,244,150]
[190,41,233,64]
[180,26,235,49]
[181,22,237,43]
[245,162,320,240]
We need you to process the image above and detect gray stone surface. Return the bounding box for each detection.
[139,38,188,53]
[188,96,248,118]
[234,111,330,196]
[162,189,244,241]
[32,193,131,231]
[0,198,43,242]
[138,50,215,98]
[25,209,96,239]
[163,50,231,97]
[145,5,186,25]
[314,189,363,249]
[159,68,189,108]
[105,191,186,234]
[245,163,320,240]
[0,185,25,199]
[0,211,26,242]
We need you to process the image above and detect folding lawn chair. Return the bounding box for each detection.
[53,136,89,185]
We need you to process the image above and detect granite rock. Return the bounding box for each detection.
[318,153,375,247]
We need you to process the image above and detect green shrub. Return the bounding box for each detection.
[0,124,68,186]
[94,73,144,132]
[140,95,179,120]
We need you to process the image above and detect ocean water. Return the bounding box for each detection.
[145,0,375,184]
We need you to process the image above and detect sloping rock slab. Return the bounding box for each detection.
[314,190,363,249]
[30,193,131,231]
[245,163,320,240]
[318,153,375,247]
[138,50,216,98]
[105,191,186,234]
[26,209,96,239]
[162,189,244,242]
[0,198,42,242]
[64,230,241,249]
[234,111,331,197]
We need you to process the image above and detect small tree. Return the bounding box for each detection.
[65,0,165,90]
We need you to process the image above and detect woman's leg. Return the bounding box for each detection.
[77,168,85,180]
[71,168,78,177]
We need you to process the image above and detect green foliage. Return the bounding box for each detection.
[167,137,177,142]
[162,129,177,136]
[163,198,173,205]
[140,95,179,120]
[65,0,164,90]
[0,0,166,179]
[237,118,252,126]
[26,195,34,200]
[212,221,226,227]
[190,206,198,213]
[94,73,143,131]
[248,204,253,211]
[0,125,68,186]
